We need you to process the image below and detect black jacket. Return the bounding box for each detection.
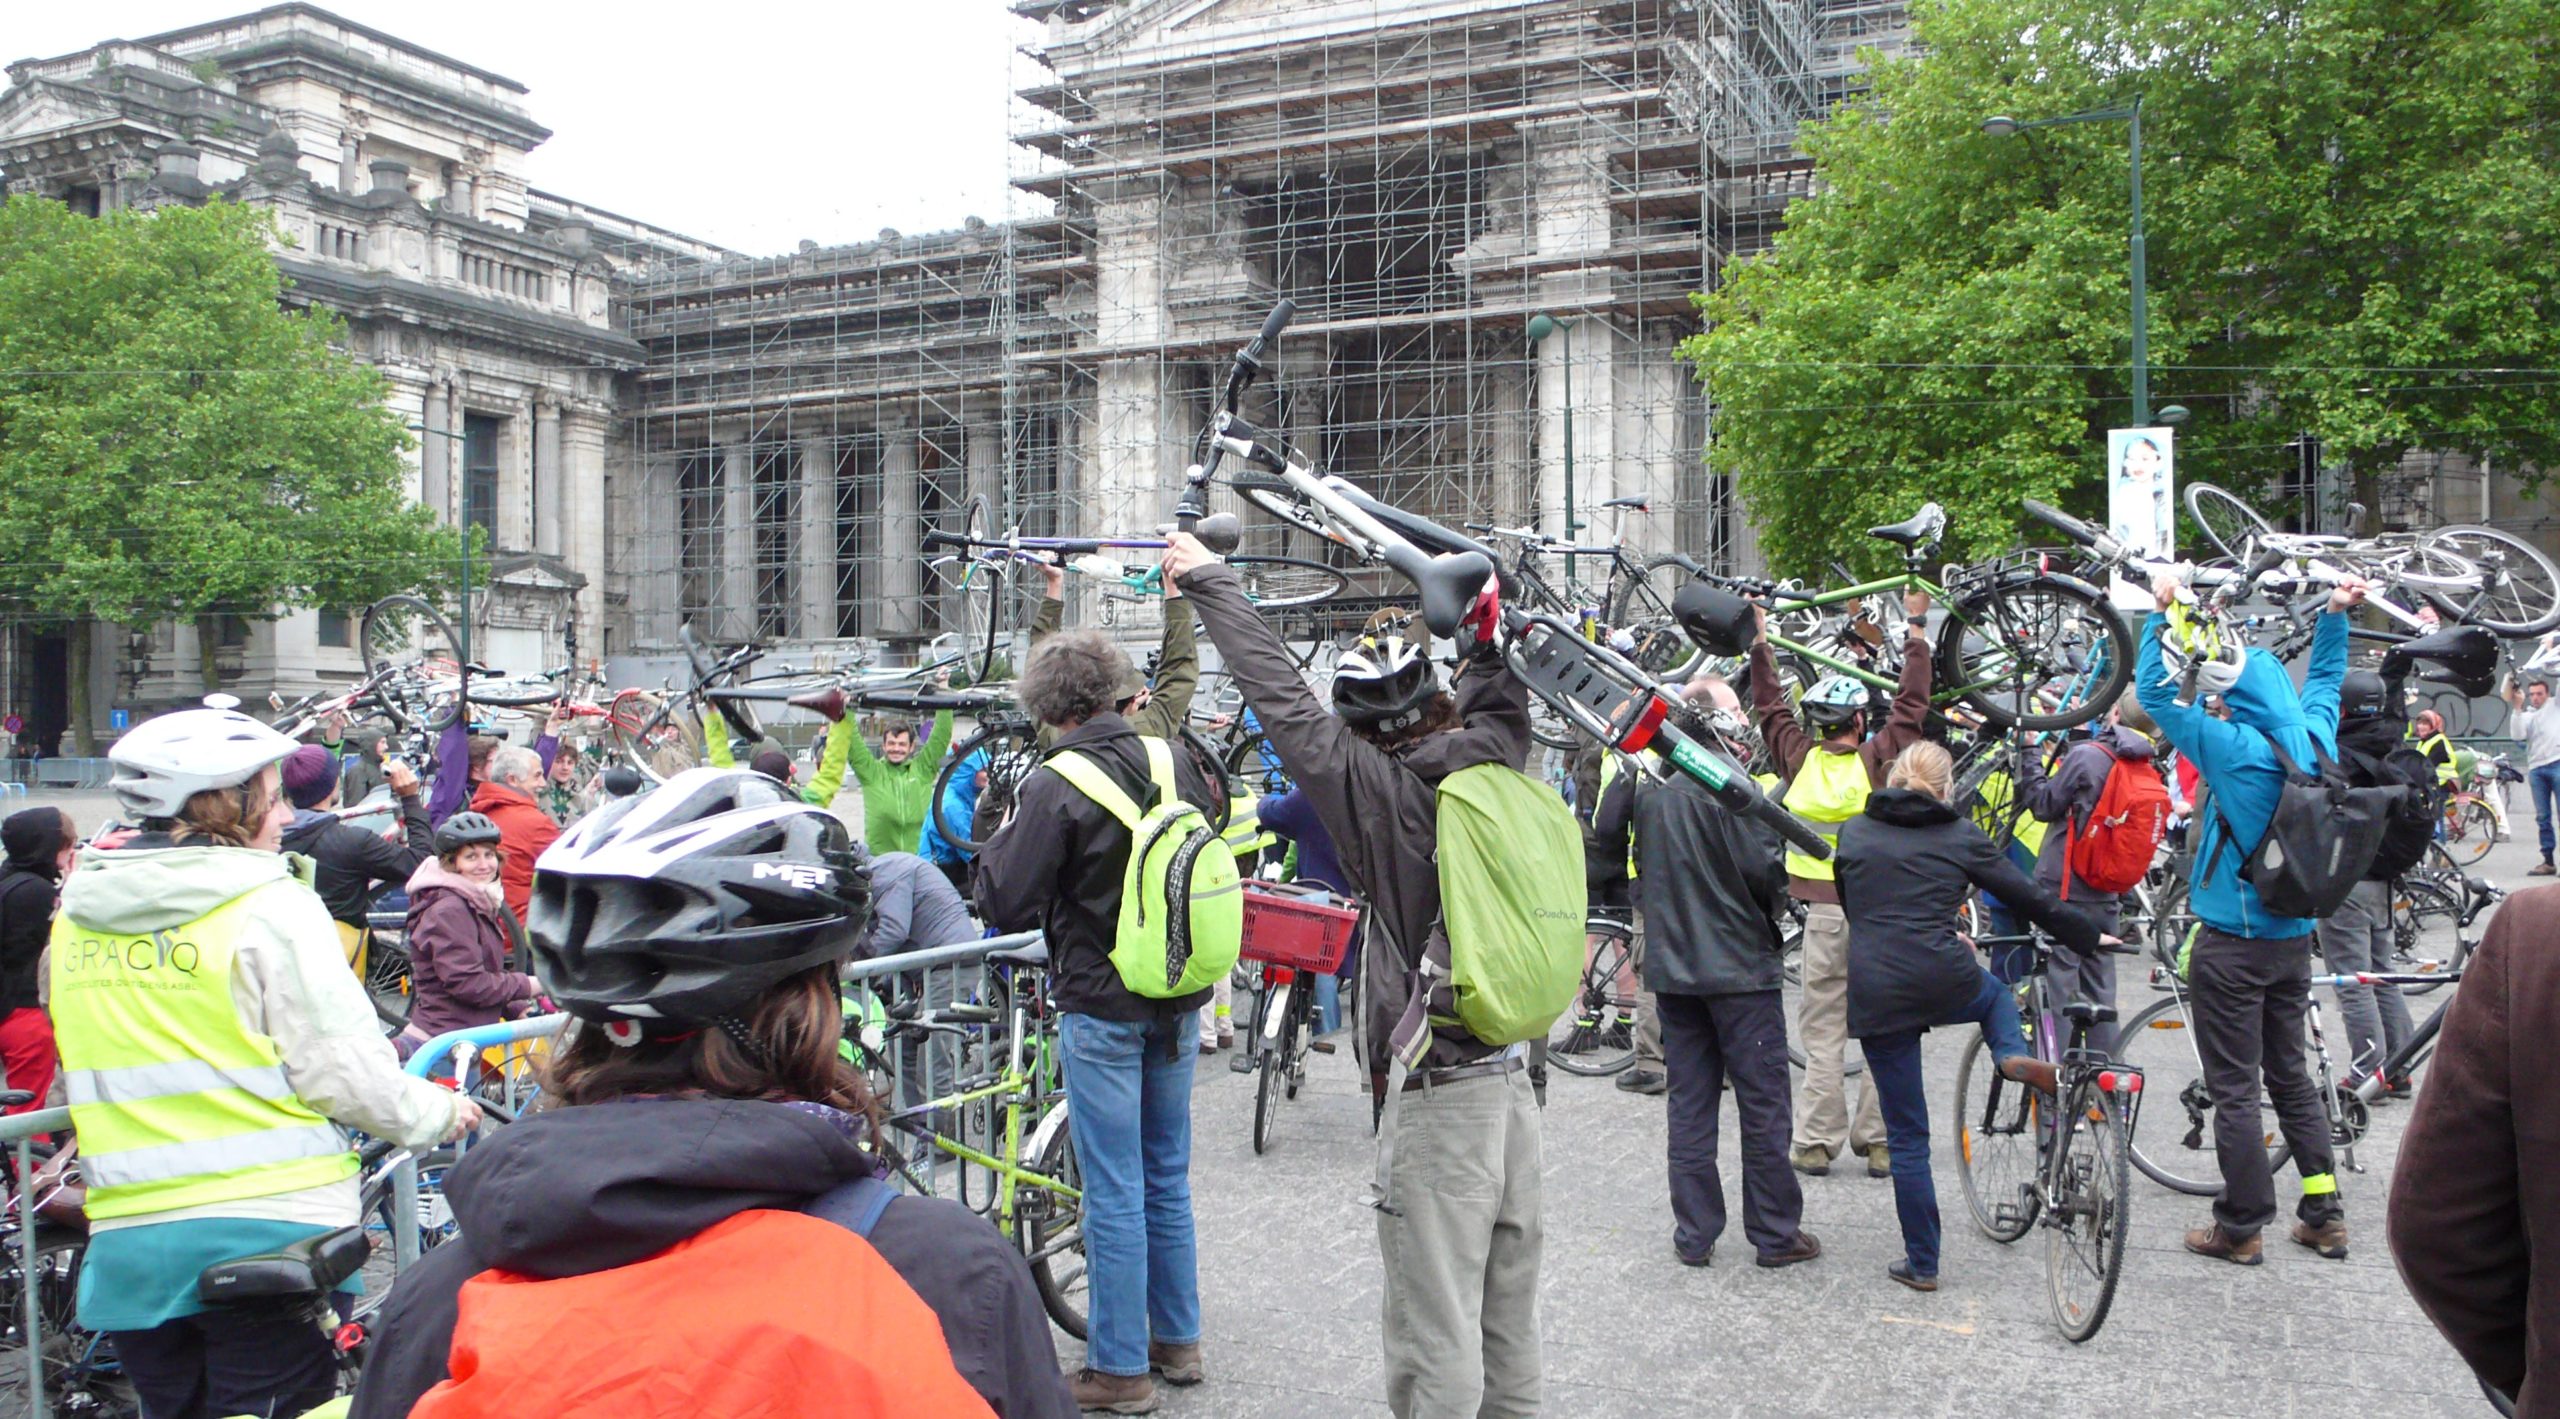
[279,794,433,928]
[1589,768,1790,996]
[1836,788,2103,1039]
[1180,561,1530,1076]
[0,807,69,1014]
[351,1097,1075,1419]
[975,712,1217,1022]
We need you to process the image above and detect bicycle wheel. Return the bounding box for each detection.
[0,1227,127,1417]
[360,594,464,730]
[609,688,707,784]
[931,722,1041,855]
[2186,483,2276,564]
[1952,1033,2042,1243]
[1613,557,1710,681]
[2421,523,2560,635]
[1546,931,1638,1076]
[1529,695,1579,752]
[1229,554,1348,608]
[2117,991,2289,1195]
[2439,798,2497,866]
[1253,980,1291,1156]
[2046,1088,2132,1343]
[364,933,414,1031]
[1022,1111,1088,1340]
[1223,729,1292,799]
[2389,874,2468,993]
[1937,574,2130,731]
[1233,467,1349,550]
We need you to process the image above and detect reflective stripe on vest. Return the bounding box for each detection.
[49,888,358,1220]
[1222,795,1275,857]
[1971,770,2050,857]
[1780,747,1871,882]
[1598,753,1636,879]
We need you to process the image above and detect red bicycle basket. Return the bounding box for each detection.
[1238,882,1359,974]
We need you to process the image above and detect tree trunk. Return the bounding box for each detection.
[67,619,96,756]
[2351,463,2383,537]
[195,613,223,694]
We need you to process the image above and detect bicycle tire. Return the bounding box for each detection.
[2439,798,2498,866]
[1528,694,1579,752]
[1230,554,1349,608]
[359,594,464,731]
[1936,573,2130,731]
[2046,1091,2132,1343]
[460,678,563,710]
[2389,874,2468,994]
[1613,556,1710,681]
[1546,933,1638,1077]
[1233,467,1349,550]
[1253,981,1291,1156]
[2420,523,2560,636]
[2118,991,2289,1195]
[1223,728,1292,799]
[610,689,706,785]
[930,721,1040,855]
[2186,483,2276,564]
[0,1228,127,1416]
[1952,1032,2042,1243]
[1023,1111,1088,1340]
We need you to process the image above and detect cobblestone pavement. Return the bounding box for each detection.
[1077,837,2543,1419]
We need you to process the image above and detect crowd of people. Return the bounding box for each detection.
[0,536,2550,1419]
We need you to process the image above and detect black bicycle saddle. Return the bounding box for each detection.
[197,1225,370,1305]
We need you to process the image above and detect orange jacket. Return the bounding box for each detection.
[467,780,558,925]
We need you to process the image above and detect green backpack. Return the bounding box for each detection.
[1430,762,1586,1045]
[1047,738,1243,999]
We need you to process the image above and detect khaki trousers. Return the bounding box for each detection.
[1789,901,1884,1157]
[1379,1068,1543,1418]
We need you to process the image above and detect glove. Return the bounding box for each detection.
[1458,584,1502,657]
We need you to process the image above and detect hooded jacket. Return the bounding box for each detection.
[279,791,434,928]
[2136,610,2348,939]
[402,856,539,1042]
[467,779,559,925]
[1835,788,2103,1039]
[51,843,461,1231]
[856,850,978,961]
[1587,768,1791,997]
[1179,561,1530,1076]
[0,807,70,1014]
[2018,722,2159,898]
[350,1096,1075,1419]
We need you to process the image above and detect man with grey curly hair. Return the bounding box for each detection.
[976,626,1221,1411]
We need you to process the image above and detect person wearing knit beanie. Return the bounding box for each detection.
[281,744,342,811]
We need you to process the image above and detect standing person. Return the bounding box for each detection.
[1749,597,1936,1180]
[1584,748,1665,1094]
[975,631,1214,1415]
[277,743,433,940]
[2012,700,2160,1055]
[919,744,989,894]
[335,727,389,805]
[1588,676,1819,1269]
[1168,534,1548,1419]
[855,849,981,1111]
[2387,882,2560,1416]
[2508,671,2560,876]
[1836,742,2108,1290]
[842,708,955,855]
[52,707,474,1419]
[2322,669,2427,1093]
[2137,572,2365,1265]
[0,806,74,1114]
[468,745,560,925]
[704,698,859,809]
[2410,708,2458,785]
[1260,780,1357,1036]
[394,812,543,1061]
[353,770,1077,1419]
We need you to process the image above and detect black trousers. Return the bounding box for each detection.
[114,1304,339,1419]
[2187,926,2343,1237]
[1660,988,1803,1261]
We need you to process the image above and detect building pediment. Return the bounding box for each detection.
[486,552,587,593]
[0,85,122,145]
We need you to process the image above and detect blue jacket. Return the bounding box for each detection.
[2136,610,2348,939]
[917,746,987,867]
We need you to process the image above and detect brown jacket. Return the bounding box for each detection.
[1746,628,1933,904]
[2389,882,2560,1414]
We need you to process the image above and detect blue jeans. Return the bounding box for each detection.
[1859,969,2030,1278]
[2532,761,2559,862]
[1059,1010,1202,1376]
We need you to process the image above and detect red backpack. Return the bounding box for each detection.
[2063,753,2171,896]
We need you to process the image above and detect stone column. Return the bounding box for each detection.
[338,130,363,192]
[797,435,837,641]
[1613,334,1685,563]
[498,399,535,552]
[420,377,451,522]
[559,404,608,650]
[720,437,755,641]
[878,428,921,637]
[1488,357,1533,531]
[448,166,476,220]
[532,396,563,557]
[1089,179,1176,604]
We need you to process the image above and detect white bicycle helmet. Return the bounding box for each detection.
[1800,675,1870,730]
[1333,635,1441,733]
[108,707,299,820]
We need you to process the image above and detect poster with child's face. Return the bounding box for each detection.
[2107,427,2175,607]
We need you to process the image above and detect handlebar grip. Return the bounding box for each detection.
[920,529,970,550]
[1256,299,1296,347]
[2021,499,2099,547]
[2242,544,2288,583]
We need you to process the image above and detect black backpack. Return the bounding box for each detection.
[2341,742,2440,882]
[2208,730,2400,919]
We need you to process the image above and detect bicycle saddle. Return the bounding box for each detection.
[0,1089,32,1110]
[987,940,1052,970]
[788,686,848,722]
[197,1225,370,1305]
[1867,503,1947,548]
[1601,496,1650,511]
[2063,1001,2118,1027]
[2383,624,2498,698]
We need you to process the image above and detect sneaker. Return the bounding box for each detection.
[1789,1145,1832,1178]
[1675,1242,1714,1268]
[1757,1231,1822,1269]
[2291,1217,2350,1260]
[2184,1223,2264,1266]
[1616,1068,1668,1095]
[1997,1056,2061,1094]
[1886,1259,1938,1292]
[2532,860,2557,877]
[1147,1341,1205,1386]
[1864,1144,1893,1179]
[1217,1027,1236,1048]
[1197,1040,1219,1056]
[1068,1367,1160,1414]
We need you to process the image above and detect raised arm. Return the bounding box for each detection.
[802,715,858,807]
[1131,600,1201,736]
[2296,611,2351,745]
[1747,633,1813,780]
[701,705,736,770]
[1867,597,1936,765]
[1175,559,1385,846]
[2135,611,2252,776]
[922,708,955,765]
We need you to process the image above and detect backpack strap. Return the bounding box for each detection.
[1047,750,1143,829]
[1140,737,1179,809]
[1367,915,1443,1217]
[803,1174,899,1238]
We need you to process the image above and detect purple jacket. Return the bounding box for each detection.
[402,856,540,1042]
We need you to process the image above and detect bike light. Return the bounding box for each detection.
[2098,1071,2143,1095]
[1617,695,1671,754]
[334,1322,367,1355]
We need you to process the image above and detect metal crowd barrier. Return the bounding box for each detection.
[3,1104,75,1417]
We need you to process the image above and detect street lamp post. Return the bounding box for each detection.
[1526,312,1580,577]
[1982,98,2150,426]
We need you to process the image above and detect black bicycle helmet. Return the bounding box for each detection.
[526,767,870,1039]
[2339,669,2394,722]
[433,811,503,857]
[1332,635,1440,733]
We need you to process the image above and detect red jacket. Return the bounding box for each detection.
[468,781,558,925]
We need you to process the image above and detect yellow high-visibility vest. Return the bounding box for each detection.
[1780,747,1871,882]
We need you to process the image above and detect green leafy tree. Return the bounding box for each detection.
[0,197,461,751]
[1684,0,2560,576]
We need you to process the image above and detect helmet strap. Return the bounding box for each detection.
[713,1013,773,1070]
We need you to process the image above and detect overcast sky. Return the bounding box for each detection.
[10,2,1039,254]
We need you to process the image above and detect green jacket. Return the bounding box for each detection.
[843,708,955,853]
[1028,595,1200,747]
[702,707,859,809]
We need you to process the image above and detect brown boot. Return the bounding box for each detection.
[1067,1367,1159,1414]
[1998,1055,2061,1094]
[2291,1217,2350,1260]
[1147,1340,1205,1386]
[2184,1223,2264,1266]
